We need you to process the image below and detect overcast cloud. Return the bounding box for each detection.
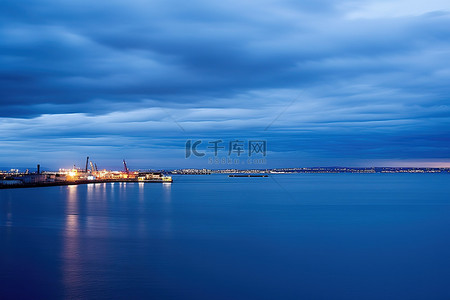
[1,0,450,169]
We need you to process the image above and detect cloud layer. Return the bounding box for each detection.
[1,0,450,168]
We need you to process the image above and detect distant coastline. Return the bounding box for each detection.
[171,167,450,174]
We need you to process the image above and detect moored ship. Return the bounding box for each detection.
[137,172,173,183]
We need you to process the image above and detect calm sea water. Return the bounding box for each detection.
[1,174,450,300]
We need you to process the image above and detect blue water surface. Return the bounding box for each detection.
[1,174,450,299]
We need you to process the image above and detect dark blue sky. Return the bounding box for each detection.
[1,0,450,170]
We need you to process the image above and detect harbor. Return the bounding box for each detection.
[0,157,172,189]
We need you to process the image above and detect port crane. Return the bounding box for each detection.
[123,160,129,174]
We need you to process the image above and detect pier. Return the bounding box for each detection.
[0,161,172,189]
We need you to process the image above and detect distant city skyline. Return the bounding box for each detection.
[1,0,450,169]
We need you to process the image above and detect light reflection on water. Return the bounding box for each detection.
[138,182,145,203]
[63,183,116,298]
[63,185,81,298]
[162,183,173,238]
[163,183,171,203]
[6,199,12,228]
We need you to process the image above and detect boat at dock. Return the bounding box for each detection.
[137,172,173,182]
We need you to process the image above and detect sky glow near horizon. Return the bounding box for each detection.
[1,0,450,169]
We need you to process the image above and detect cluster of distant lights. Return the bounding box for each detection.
[58,168,133,180]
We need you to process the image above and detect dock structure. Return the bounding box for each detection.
[0,164,172,189]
